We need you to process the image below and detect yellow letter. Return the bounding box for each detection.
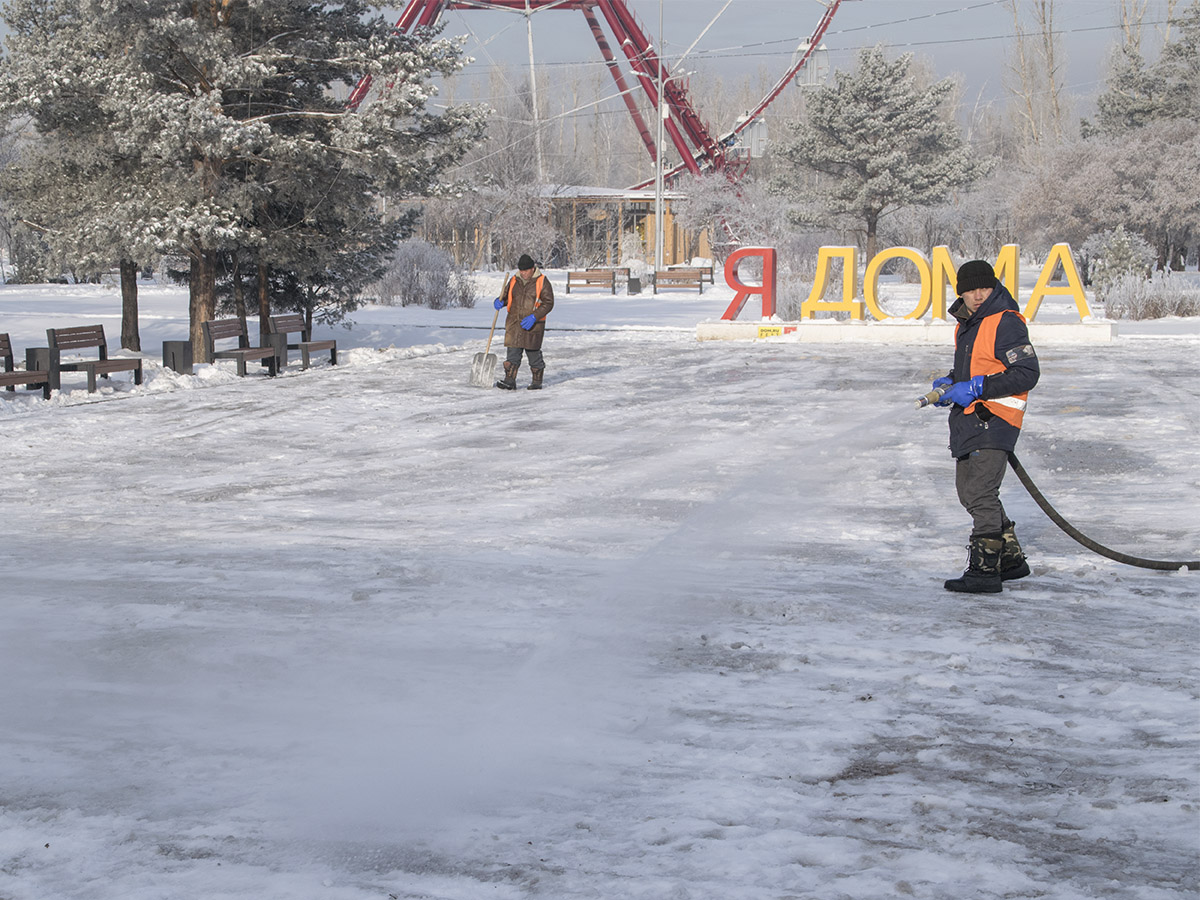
[930,246,957,319]
[863,247,931,320]
[1025,243,1091,321]
[802,247,864,320]
[993,244,1020,299]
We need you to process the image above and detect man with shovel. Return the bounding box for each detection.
[494,254,555,390]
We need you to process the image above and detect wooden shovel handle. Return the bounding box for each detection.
[484,303,500,356]
[483,273,508,356]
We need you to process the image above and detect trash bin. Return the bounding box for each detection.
[25,347,53,389]
[627,276,641,295]
[162,340,193,375]
[264,332,288,370]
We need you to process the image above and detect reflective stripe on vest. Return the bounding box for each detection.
[507,275,545,309]
[964,309,1028,428]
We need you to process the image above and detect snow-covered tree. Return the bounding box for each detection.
[1083,224,1156,295]
[0,0,483,358]
[1012,119,1199,270]
[773,46,989,261]
[1084,0,1200,135]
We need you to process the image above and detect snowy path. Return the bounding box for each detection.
[1,320,1197,899]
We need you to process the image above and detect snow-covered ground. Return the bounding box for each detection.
[1,275,1197,899]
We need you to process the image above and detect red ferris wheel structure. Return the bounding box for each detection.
[350,0,844,188]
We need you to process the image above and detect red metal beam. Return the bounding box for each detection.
[725,0,843,143]
[351,0,841,186]
[594,0,702,175]
[600,0,721,172]
[582,6,657,162]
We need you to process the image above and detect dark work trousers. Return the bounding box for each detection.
[955,448,1012,537]
[506,346,544,370]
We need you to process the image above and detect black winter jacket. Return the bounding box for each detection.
[946,283,1040,458]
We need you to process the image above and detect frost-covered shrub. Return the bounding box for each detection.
[620,232,650,278]
[1083,226,1155,302]
[374,240,476,309]
[1084,226,1199,319]
[1103,271,1200,320]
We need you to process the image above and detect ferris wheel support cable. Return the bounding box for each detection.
[595,0,703,175]
[352,0,843,187]
[725,0,843,143]
[582,6,658,161]
[602,0,718,170]
[629,0,845,189]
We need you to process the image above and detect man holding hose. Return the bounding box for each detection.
[933,259,1040,594]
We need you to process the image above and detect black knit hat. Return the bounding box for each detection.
[517,254,536,270]
[956,259,997,295]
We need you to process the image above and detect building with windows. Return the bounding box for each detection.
[543,185,710,269]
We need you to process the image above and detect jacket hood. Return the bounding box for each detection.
[950,281,1020,324]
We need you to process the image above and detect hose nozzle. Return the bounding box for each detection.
[915,385,947,409]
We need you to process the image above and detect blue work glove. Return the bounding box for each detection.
[493,297,505,310]
[938,375,986,407]
[520,314,537,330]
[931,375,953,391]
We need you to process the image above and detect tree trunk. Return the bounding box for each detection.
[119,258,140,351]
[231,250,248,327]
[865,212,879,264]
[189,249,217,362]
[257,262,270,332]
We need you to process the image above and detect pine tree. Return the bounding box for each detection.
[0,0,483,359]
[1085,0,1200,135]
[773,46,988,261]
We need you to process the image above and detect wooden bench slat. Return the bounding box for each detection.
[203,318,278,377]
[266,314,337,370]
[652,270,706,294]
[1,332,52,398]
[566,270,616,295]
[46,324,143,393]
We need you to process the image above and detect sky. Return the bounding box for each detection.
[0,275,1197,899]
[414,0,1180,116]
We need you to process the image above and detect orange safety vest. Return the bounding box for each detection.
[964,309,1028,428]
[506,274,545,310]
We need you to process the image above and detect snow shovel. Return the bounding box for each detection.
[469,289,504,387]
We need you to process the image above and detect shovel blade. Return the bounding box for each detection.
[469,351,497,387]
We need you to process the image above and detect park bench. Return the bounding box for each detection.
[0,332,51,399]
[652,269,706,294]
[267,313,337,370]
[667,263,714,285]
[566,269,617,294]
[201,318,278,377]
[46,324,143,393]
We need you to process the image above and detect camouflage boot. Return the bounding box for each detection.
[1000,522,1031,581]
[495,360,519,390]
[527,367,545,390]
[944,533,1004,594]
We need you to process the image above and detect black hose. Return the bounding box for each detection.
[1008,453,1199,572]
